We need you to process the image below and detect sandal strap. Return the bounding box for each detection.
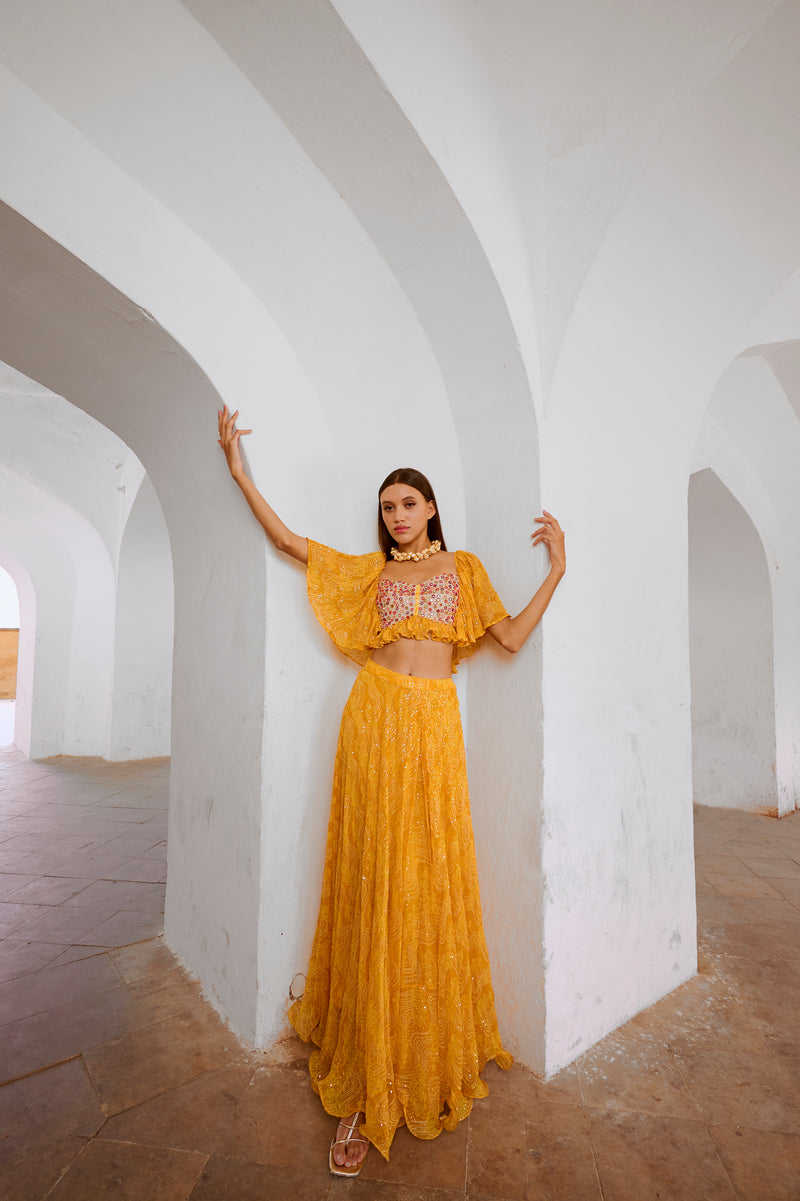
[333,1113,367,1148]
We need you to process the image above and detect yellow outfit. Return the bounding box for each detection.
[289,542,513,1160]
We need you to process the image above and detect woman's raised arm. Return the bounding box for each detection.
[217,405,309,564]
[487,511,565,653]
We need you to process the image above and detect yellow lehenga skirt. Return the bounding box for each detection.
[288,658,511,1160]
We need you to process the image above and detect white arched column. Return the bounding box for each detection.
[689,468,777,813]
[0,203,270,1042]
[540,1,800,1070]
[109,475,173,761]
[693,351,800,817]
[0,474,115,761]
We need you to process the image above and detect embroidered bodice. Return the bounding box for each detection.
[376,573,460,630]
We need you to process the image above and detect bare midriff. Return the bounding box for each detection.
[370,636,454,679]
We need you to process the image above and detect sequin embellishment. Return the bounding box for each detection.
[376,573,460,630]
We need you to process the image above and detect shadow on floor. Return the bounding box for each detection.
[1,747,799,1199]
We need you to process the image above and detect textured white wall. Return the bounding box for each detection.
[0,366,174,762]
[689,469,777,811]
[0,567,18,627]
[694,352,800,816]
[109,475,173,761]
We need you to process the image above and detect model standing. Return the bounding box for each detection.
[218,406,565,1175]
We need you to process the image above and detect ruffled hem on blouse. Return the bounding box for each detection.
[306,541,508,671]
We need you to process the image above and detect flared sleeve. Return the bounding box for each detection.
[452,551,509,666]
[306,540,385,666]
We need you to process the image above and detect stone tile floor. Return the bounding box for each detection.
[1,746,800,1199]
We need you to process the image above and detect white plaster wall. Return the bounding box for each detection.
[694,352,800,815]
[0,568,19,627]
[0,361,142,558]
[109,475,173,761]
[539,2,800,1070]
[0,10,466,1049]
[689,469,777,811]
[0,364,175,763]
[0,479,114,761]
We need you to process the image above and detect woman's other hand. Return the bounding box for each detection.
[217,404,252,480]
[532,511,566,577]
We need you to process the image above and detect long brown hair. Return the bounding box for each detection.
[377,468,447,558]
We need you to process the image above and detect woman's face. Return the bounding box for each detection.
[379,483,435,547]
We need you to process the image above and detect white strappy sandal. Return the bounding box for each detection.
[329,1111,369,1177]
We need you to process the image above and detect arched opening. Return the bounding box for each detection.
[0,565,19,746]
[689,468,777,814]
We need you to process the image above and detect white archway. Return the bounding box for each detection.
[689,468,777,813]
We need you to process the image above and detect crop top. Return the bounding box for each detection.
[306,541,509,671]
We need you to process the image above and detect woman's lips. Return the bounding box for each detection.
[395,526,409,533]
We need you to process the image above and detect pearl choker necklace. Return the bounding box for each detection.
[390,540,442,563]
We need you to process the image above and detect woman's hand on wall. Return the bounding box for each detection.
[217,405,252,481]
[532,510,566,578]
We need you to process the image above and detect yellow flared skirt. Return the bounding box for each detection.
[288,658,511,1160]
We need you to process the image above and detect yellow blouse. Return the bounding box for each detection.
[306,540,509,670]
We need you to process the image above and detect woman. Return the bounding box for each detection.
[217,405,566,1175]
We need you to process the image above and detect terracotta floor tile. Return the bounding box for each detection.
[722,895,800,928]
[702,871,784,899]
[48,1138,208,1201]
[0,872,38,896]
[526,1136,602,1200]
[762,876,800,907]
[190,1155,334,1200]
[333,1182,464,1201]
[740,855,800,878]
[94,832,165,858]
[677,1047,800,1132]
[726,962,800,1042]
[83,1005,236,1115]
[0,973,192,1082]
[46,943,110,969]
[214,1063,334,1169]
[0,900,51,937]
[708,1124,800,1200]
[467,1093,530,1200]
[0,945,123,1025]
[477,1058,570,1109]
[575,1033,702,1121]
[109,936,182,983]
[1,1000,130,1085]
[0,1058,105,1156]
[588,1111,737,1201]
[77,907,164,946]
[112,855,168,882]
[45,851,140,878]
[3,874,95,904]
[0,1135,87,1201]
[628,974,765,1055]
[98,1063,255,1152]
[359,1117,467,1191]
[696,893,742,924]
[8,902,121,947]
[515,1097,602,1201]
[761,1038,800,1091]
[0,937,70,983]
